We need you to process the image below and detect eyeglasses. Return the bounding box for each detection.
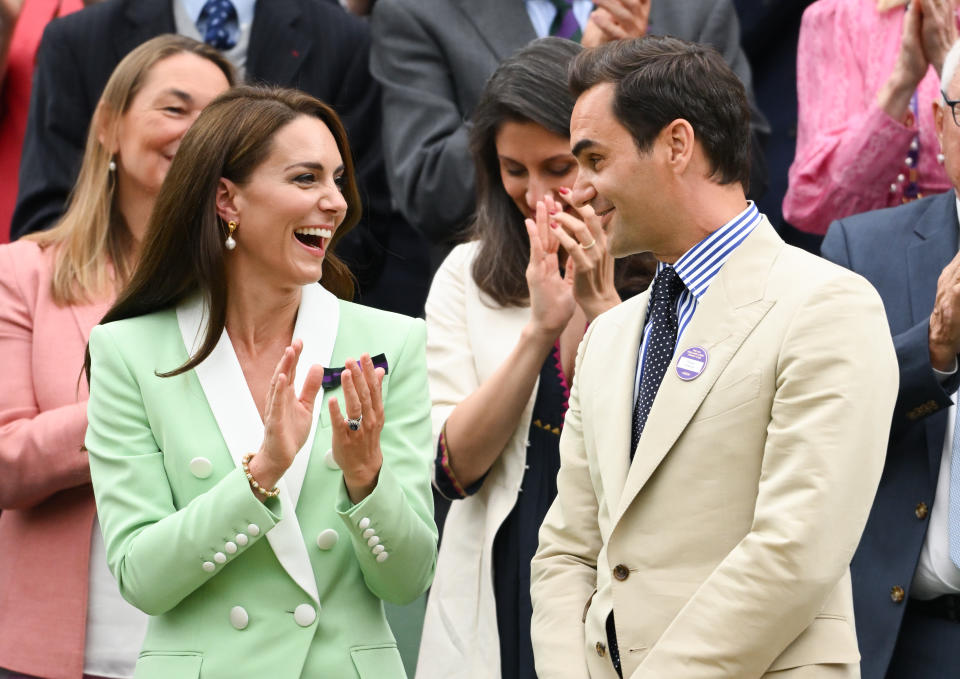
[942,90,960,126]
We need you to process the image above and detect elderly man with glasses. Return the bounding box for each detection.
[823,37,960,679]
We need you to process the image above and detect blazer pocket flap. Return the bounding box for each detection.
[135,651,202,679]
[694,369,761,421]
[350,643,406,678]
[767,616,859,672]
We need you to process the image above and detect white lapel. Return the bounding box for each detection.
[286,283,339,503]
[176,284,340,605]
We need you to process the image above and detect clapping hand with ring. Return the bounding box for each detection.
[329,353,385,503]
[540,190,621,322]
[248,339,325,501]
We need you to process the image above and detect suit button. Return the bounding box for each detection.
[596,641,606,657]
[325,448,340,470]
[891,585,905,603]
[294,603,317,627]
[189,456,213,479]
[230,605,249,630]
[316,528,339,550]
[613,564,630,581]
[915,502,929,520]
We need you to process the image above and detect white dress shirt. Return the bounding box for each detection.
[910,197,960,599]
[83,524,149,678]
[176,0,257,79]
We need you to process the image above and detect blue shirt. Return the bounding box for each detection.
[525,0,593,38]
[633,202,762,402]
[182,0,256,44]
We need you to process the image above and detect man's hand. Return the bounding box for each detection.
[929,249,960,371]
[919,0,959,76]
[581,0,650,48]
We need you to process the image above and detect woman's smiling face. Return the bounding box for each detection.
[110,52,230,198]
[220,115,349,291]
[495,119,578,219]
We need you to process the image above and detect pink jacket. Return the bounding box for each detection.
[0,239,111,679]
[0,0,84,241]
[783,0,952,235]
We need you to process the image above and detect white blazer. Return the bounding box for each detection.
[416,242,538,678]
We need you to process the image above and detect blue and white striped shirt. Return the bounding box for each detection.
[633,202,761,402]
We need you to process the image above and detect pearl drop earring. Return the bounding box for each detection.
[938,152,946,165]
[108,158,116,172]
[225,220,238,250]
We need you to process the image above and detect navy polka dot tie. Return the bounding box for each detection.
[198,0,238,50]
[631,266,685,458]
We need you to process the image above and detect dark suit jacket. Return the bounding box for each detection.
[11,0,430,316]
[822,190,960,679]
[370,0,770,246]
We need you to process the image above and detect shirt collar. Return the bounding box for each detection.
[654,201,761,300]
[182,0,256,26]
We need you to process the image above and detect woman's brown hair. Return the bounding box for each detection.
[88,86,362,379]
[25,34,235,305]
[469,38,653,307]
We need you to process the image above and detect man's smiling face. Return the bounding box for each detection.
[570,81,671,258]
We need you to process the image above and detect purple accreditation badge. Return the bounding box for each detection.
[675,346,708,381]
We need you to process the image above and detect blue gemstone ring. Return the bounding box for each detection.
[346,414,363,431]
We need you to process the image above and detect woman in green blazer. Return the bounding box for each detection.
[83,86,437,679]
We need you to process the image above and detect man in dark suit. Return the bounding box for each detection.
[11,0,430,316]
[370,0,769,249]
[821,40,960,679]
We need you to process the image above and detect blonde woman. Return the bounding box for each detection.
[0,35,232,679]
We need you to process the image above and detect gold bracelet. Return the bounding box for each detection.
[242,453,280,498]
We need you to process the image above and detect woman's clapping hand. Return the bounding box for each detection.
[329,354,385,504]
[546,192,621,322]
[525,200,577,340]
[248,339,324,496]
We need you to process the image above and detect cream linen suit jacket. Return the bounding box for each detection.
[530,218,898,678]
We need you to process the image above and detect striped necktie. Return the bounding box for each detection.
[549,0,583,42]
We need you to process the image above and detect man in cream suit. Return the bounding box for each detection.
[530,36,899,678]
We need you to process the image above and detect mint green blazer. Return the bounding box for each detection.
[85,284,438,679]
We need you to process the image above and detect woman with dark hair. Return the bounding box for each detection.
[83,86,437,678]
[0,34,233,679]
[417,37,654,679]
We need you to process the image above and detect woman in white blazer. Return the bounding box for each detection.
[416,38,654,679]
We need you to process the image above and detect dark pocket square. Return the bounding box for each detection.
[322,353,389,389]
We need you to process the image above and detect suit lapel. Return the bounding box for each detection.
[247,0,311,87]
[907,192,960,484]
[69,299,111,396]
[450,0,537,62]
[907,191,958,327]
[285,284,339,504]
[176,285,339,606]
[69,299,111,344]
[614,221,780,522]
[116,0,174,64]
[590,296,646,517]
